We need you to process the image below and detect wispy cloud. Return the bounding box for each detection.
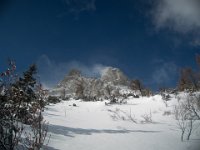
[36,54,108,88]
[151,61,178,88]
[190,38,200,47]
[58,0,96,18]
[151,0,200,33]
[65,0,96,13]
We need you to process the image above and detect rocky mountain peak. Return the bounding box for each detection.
[101,67,129,86]
[50,66,142,100]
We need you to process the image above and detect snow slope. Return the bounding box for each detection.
[44,95,200,150]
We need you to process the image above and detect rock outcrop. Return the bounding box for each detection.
[49,67,142,100]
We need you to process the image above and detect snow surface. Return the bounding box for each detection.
[44,95,200,150]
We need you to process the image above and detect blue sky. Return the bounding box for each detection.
[0,0,199,89]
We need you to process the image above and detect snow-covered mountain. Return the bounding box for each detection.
[44,68,200,150]
[49,67,141,100]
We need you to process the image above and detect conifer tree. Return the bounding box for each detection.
[0,62,47,150]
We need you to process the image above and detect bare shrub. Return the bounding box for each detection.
[128,108,137,123]
[108,108,137,123]
[174,94,200,141]
[23,121,49,149]
[174,104,187,141]
[161,93,171,107]
[163,110,172,116]
[141,111,152,123]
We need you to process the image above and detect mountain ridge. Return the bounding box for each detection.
[49,67,149,100]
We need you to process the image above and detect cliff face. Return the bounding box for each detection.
[49,67,140,100]
[100,67,129,86]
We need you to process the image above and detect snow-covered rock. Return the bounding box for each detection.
[49,67,140,100]
[101,67,129,86]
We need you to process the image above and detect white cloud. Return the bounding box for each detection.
[152,0,200,33]
[36,54,108,88]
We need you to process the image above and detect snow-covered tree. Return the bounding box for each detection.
[0,62,48,149]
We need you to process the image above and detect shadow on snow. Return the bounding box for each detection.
[48,124,161,137]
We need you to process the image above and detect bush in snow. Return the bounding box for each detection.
[161,93,171,107]
[130,79,152,97]
[0,62,48,150]
[47,96,61,104]
[177,68,199,91]
[130,79,142,92]
[141,111,153,124]
[174,93,200,141]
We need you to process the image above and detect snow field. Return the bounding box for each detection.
[44,95,200,150]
